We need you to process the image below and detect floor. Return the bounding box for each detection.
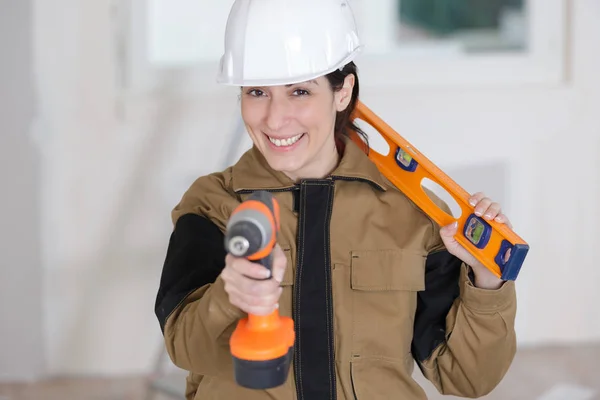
[1,343,598,400]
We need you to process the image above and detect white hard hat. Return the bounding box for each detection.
[216,0,362,86]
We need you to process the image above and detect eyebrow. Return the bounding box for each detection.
[285,80,318,87]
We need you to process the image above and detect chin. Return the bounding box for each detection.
[265,157,304,177]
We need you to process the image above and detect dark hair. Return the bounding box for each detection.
[324,61,369,151]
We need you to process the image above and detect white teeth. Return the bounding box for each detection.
[269,133,303,147]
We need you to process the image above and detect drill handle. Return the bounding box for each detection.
[251,251,274,279]
[254,252,273,279]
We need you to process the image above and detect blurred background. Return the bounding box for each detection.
[1,0,599,399]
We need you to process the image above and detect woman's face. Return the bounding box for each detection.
[241,74,355,181]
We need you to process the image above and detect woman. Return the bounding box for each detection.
[154,1,517,399]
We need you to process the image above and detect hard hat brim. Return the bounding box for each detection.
[216,47,362,87]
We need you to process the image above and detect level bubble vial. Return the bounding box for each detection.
[464,215,492,249]
[395,147,418,172]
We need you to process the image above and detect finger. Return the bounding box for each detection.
[271,245,288,283]
[482,202,501,220]
[233,287,283,308]
[222,268,250,295]
[222,267,267,297]
[229,294,278,316]
[226,274,278,298]
[226,254,271,280]
[220,264,238,288]
[236,274,281,297]
[469,192,486,207]
[439,221,459,238]
[494,213,513,229]
[474,197,492,217]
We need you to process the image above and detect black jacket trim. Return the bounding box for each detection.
[411,250,462,363]
[155,213,226,332]
[293,180,337,400]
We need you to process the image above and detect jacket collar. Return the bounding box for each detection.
[231,135,388,192]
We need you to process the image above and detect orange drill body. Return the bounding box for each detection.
[230,312,295,361]
[225,191,295,389]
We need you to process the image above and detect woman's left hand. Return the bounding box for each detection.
[439,192,513,290]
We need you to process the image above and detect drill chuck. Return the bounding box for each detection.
[225,218,264,257]
[225,213,271,257]
[228,236,250,257]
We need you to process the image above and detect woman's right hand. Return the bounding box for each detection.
[221,244,287,316]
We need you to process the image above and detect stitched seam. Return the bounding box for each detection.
[324,182,336,399]
[386,184,439,251]
[162,288,197,333]
[323,183,332,397]
[330,175,386,192]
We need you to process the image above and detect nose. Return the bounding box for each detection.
[265,96,291,132]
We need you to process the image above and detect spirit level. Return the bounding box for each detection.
[350,101,528,280]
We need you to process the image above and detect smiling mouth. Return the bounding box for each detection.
[267,133,305,147]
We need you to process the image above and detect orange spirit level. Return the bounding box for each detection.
[350,101,528,281]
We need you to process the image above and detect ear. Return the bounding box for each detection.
[334,74,355,112]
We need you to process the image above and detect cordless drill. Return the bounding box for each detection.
[224,191,295,389]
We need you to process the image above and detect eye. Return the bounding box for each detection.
[292,89,310,96]
[247,88,266,97]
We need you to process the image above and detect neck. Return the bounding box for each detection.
[285,139,341,182]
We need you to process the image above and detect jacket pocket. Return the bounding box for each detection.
[280,244,295,286]
[350,356,425,399]
[276,244,295,319]
[351,248,426,291]
[350,248,426,361]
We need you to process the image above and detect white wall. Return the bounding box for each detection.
[0,0,45,381]
[26,0,600,378]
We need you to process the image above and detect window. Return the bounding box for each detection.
[116,0,567,96]
[352,0,567,87]
[374,0,528,54]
